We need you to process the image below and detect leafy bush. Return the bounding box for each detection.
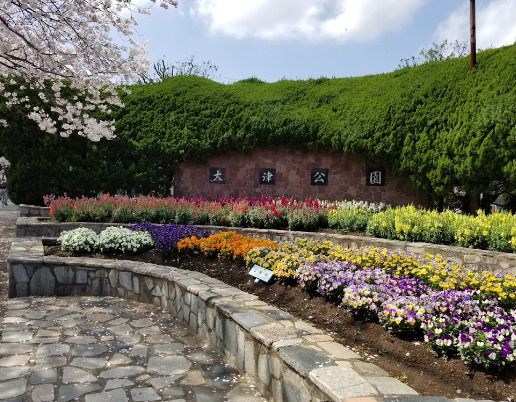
[328,209,371,232]
[57,228,98,253]
[97,227,153,254]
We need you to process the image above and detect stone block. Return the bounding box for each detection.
[258,354,270,386]
[223,320,238,356]
[250,323,299,348]
[232,312,269,331]
[30,267,55,296]
[76,270,88,284]
[318,341,360,360]
[309,366,378,401]
[282,370,310,402]
[12,264,29,282]
[119,271,132,290]
[236,328,245,371]
[132,276,140,294]
[278,345,335,378]
[244,341,256,377]
[206,307,215,330]
[366,376,418,396]
[108,270,117,287]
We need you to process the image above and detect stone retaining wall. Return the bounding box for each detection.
[8,238,420,402]
[15,217,516,274]
[19,204,50,218]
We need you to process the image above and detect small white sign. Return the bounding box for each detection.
[249,264,273,283]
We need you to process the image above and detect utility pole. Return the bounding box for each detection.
[470,0,477,69]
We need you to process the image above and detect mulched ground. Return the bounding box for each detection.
[46,247,516,401]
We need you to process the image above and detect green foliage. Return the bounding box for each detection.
[328,209,371,232]
[1,46,515,205]
[365,206,516,252]
[114,45,516,204]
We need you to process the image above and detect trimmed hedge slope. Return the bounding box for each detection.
[116,45,516,203]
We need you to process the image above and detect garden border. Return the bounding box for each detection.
[8,237,424,402]
[15,216,516,275]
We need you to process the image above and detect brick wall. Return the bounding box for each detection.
[175,148,428,206]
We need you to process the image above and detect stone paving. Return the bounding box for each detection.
[0,296,266,402]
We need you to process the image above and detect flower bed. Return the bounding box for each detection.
[48,225,516,398]
[48,195,516,253]
[178,233,516,369]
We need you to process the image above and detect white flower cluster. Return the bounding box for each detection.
[98,227,153,254]
[0,0,177,141]
[58,226,153,254]
[58,228,99,253]
[319,199,389,213]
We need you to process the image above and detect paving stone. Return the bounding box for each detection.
[87,313,115,323]
[58,384,102,401]
[30,368,58,384]
[129,344,148,361]
[2,316,28,324]
[32,384,55,402]
[0,343,32,355]
[104,379,134,390]
[34,356,68,369]
[130,318,155,328]
[65,335,96,344]
[1,331,33,343]
[131,387,162,401]
[72,344,108,357]
[62,367,97,384]
[100,366,146,379]
[193,386,225,402]
[147,334,174,344]
[147,375,182,389]
[36,343,70,358]
[117,333,141,345]
[148,356,192,376]
[310,366,378,400]
[71,357,107,369]
[0,354,30,366]
[0,367,29,381]
[85,388,129,402]
[108,353,132,366]
[36,329,61,337]
[0,378,27,399]
[226,384,266,402]
[201,363,239,390]
[180,370,206,386]
[109,325,133,335]
[154,343,184,355]
[278,345,335,377]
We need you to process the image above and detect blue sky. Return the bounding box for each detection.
[131,0,516,83]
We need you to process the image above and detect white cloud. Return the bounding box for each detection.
[191,0,426,42]
[436,0,516,49]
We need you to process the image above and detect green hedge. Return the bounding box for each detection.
[116,45,516,204]
[1,45,515,205]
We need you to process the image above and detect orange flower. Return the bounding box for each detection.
[177,231,277,261]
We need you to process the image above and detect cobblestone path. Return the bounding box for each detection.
[0,209,265,402]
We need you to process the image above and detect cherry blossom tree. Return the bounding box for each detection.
[0,0,177,141]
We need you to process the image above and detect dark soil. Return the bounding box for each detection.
[47,247,516,401]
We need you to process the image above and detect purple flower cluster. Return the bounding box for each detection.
[297,261,516,369]
[130,222,210,251]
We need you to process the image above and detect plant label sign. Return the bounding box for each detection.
[249,264,273,283]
